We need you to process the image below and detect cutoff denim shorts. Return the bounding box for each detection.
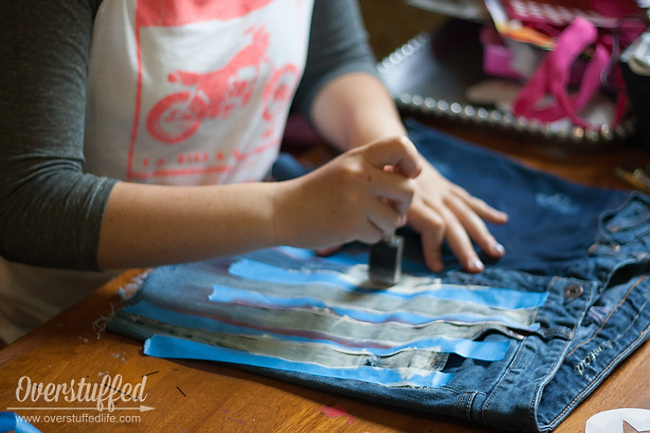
[108,119,650,432]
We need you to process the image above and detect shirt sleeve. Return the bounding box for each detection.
[0,0,116,271]
[290,0,380,119]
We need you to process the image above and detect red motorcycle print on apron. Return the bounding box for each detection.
[146,26,298,144]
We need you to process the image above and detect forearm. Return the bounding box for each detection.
[97,182,278,270]
[97,136,422,271]
[310,72,407,150]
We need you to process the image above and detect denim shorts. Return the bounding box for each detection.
[107,119,650,432]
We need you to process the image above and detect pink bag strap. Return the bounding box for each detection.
[512,16,626,129]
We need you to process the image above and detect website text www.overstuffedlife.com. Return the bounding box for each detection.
[17,413,143,425]
[8,374,153,425]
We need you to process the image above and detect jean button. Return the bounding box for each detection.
[563,283,584,301]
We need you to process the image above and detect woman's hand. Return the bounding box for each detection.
[406,158,508,273]
[272,136,421,249]
[307,71,508,273]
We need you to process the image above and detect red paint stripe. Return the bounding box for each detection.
[163,304,393,350]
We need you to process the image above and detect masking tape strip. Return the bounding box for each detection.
[228,259,548,310]
[209,284,538,330]
[123,301,510,361]
[130,292,528,344]
[209,276,537,327]
[144,334,454,388]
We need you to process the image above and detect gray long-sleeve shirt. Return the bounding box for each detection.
[0,0,378,271]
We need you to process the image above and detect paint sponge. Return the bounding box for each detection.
[368,234,404,286]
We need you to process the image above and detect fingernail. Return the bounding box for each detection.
[493,242,505,255]
[471,259,484,272]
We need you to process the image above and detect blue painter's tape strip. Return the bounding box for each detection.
[144,334,454,388]
[276,246,317,260]
[209,284,536,330]
[0,412,41,433]
[123,301,509,361]
[230,259,358,290]
[228,259,547,310]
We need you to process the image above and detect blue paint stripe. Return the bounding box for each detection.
[209,284,538,330]
[228,259,547,310]
[123,300,510,361]
[144,334,454,388]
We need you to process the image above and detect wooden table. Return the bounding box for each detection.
[1,118,649,432]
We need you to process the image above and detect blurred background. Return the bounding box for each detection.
[357,0,446,60]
